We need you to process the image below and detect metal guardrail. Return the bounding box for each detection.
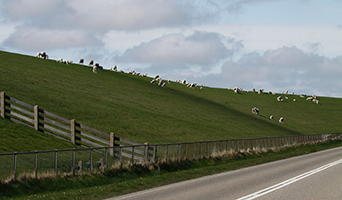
[0,133,341,180]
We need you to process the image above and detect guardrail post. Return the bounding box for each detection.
[34,151,38,179]
[1,92,5,118]
[131,146,135,164]
[72,149,76,175]
[110,132,115,156]
[154,145,158,163]
[90,148,93,172]
[70,119,76,144]
[13,153,17,180]
[54,150,58,175]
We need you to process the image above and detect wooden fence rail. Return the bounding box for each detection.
[0,133,341,180]
[0,91,152,162]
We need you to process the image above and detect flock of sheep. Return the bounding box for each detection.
[36,51,321,126]
[247,88,320,124]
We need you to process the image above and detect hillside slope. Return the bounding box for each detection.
[0,50,341,147]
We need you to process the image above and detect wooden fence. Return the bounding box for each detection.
[0,133,341,180]
[0,91,154,162]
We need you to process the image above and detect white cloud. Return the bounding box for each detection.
[2,27,103,51]
[195,46,342,97]
[116,31,240,66]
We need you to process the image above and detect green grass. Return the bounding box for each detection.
[1,140,341,200]
[0,118,77,152]
[1,50,341,153]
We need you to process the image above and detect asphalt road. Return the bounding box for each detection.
[107,146,342,200]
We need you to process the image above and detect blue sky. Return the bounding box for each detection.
[0,0,342,97]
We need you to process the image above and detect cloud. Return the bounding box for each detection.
[2,27,103,51]
[192,46,341,97]
[1,0,219,32]
[116,31,241,66]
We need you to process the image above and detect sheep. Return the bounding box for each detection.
[89,60,94,66]
[252,107,259,115]
[112,65,117,71]
[252,88,256,93]
[65,60,73,65]
[293,99,297,102]
[279,117,284,123]
[277,96,283,102]
[57,58,63,63]
[36,51,48,59]
[79,59,84,64]
[312,99,319,104]
[93,65,98,73]
[154,75,160,79]
[233,87,241,94]
[300,94,306,98]
[270,115,274,120]
[258,88,264,94]
[187,83,197,88]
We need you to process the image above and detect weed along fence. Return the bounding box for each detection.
[0,92,153,162]
[0,133,341,181]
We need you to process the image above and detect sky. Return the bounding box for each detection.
[0,0,342,97]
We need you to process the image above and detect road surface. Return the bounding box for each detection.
[106,146,342,200]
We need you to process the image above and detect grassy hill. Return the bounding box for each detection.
[0,50,341,152]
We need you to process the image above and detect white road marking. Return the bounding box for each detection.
[236,158,342,200]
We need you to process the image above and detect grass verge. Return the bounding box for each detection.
[1,140,342,200]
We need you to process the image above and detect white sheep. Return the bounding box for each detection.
[57,58,63,63]
[277,96,283,102]
[93,65,98,73]
[270,115,274,120]
[252,107,259,115]
[36,51,48,59]
[279,117,284,123]
[258,88,264,94]
[89,60,94,66]
[112,65,117,71]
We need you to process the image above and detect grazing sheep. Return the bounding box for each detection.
[36,51,48,59]
[252,88,256,93]
[252,107,259,115]
[93,65,98,73]
[270,115,274,120]
[65,60,73,65]
[79,59,84,64]
[112,65,117,71]
[57,58,63,63]
[279,117,284,123]
[233,87,241,94]
[258,88,264,94]
[277,96,283,102]
[300,94,306,98]
[89,60,94,66]
[293,99,297,102]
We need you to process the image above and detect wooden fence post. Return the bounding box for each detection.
[34,105,40,131]
[1,92,5,118]
[110,132,115,156]
[70,119,76,144]
[144,143,149,162]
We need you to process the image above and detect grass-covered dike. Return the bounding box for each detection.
[1,140,342,200]
[0,50,341,199]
